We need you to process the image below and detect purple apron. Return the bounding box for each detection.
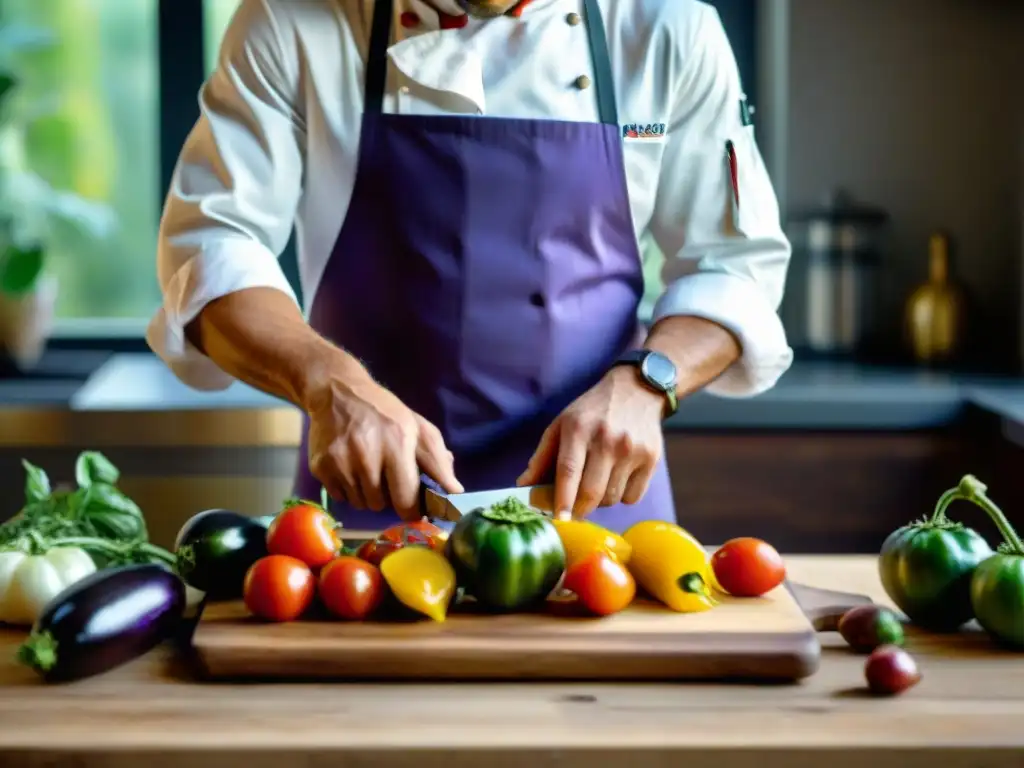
[293,0,676,534]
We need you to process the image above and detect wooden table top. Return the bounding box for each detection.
[0,555,1021,768]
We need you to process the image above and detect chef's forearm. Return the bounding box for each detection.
[643,315,741,397]
[185,287,371,410]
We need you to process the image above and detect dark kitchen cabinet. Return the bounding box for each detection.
[662,425,1022,555]
[708,0,759,109]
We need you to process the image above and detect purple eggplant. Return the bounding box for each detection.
[17,563,186,682]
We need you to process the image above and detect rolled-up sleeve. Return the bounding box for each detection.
[648,6,793,398]
[146,0,304,391]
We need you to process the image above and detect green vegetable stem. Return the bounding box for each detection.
[879,477,994,631]
[952,476,1024,649]
[11,530,175,569]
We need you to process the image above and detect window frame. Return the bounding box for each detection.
[51,0,759,352]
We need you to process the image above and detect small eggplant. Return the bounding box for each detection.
[175,510,270,600]
[17,564,186,683]
[174,508,268,550]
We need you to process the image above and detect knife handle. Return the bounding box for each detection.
[417,473,447,517]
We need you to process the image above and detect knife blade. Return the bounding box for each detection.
[418,474,556,522]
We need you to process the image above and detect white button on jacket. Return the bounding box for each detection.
[150,0,794,397]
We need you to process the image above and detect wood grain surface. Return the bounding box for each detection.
[0,556,1022,768]
[192,586,821,682]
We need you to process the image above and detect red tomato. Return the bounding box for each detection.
[267,503,341,569]
[563,550,636,616]
[711,537,786,597]
[356,521,444,567]
[243,555,316,622]
[319,556,385,620]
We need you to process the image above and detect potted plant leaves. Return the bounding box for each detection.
[0,21,115,371]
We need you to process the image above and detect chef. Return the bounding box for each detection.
[149,0,793,532]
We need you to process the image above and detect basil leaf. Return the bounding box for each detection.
[21,460,50,503]
[75,451,120,489]
[65,486,91,520]
[81,483,147,541]
[0,244,44,295]
[48,490,77,520]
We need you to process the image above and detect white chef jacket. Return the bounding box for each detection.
[149,0,794,398]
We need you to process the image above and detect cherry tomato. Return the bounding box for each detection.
[267,503,341,569]
[865,645,922,696]
[356,521,444,567]
[243,555,316,622]
[319,556,385,620]
[563,550,636,616]
[711,537,786,597]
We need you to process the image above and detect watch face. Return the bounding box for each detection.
[641,352,677,391]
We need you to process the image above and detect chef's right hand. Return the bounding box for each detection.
[305,370,463,520]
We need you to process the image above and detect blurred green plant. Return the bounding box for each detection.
[0,20,115,297]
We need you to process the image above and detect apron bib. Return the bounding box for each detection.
[293,0,676,534]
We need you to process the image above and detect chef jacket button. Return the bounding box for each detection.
[529,292,546,308]
[400,11,420,28]
[574,75,592,91]
[566,12,581,25]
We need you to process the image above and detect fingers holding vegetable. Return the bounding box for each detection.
[518,368,663,518]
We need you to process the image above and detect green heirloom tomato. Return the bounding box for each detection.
[445,497,565,612]
[879,519,992,632]
[971,554,1024,649]
[952,475,1024,649]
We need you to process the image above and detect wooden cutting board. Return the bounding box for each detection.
[191,578,868,683]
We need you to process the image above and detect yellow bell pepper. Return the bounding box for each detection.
[379,546,457,622]
[622,521,716,613]
[552,519,632,567]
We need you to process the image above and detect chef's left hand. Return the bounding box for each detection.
[517,367,665,519]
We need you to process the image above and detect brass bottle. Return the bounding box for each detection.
[904,232,965,365]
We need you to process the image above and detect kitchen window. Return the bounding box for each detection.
[0,0,756,346]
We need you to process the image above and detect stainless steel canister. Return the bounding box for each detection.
[790,190,889,356]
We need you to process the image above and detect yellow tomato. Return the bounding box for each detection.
[379,546,456,622]
[622,521,715,613]
[552,519,632,566]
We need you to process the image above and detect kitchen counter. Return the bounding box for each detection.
[0,555,1021,767]
[3,352,1024,449]
[71,353,975,430]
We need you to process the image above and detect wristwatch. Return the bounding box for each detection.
[612,349,679,416]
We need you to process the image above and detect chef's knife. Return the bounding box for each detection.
[418,474,556,523]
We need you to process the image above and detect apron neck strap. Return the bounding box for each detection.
[364,0,620,127]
